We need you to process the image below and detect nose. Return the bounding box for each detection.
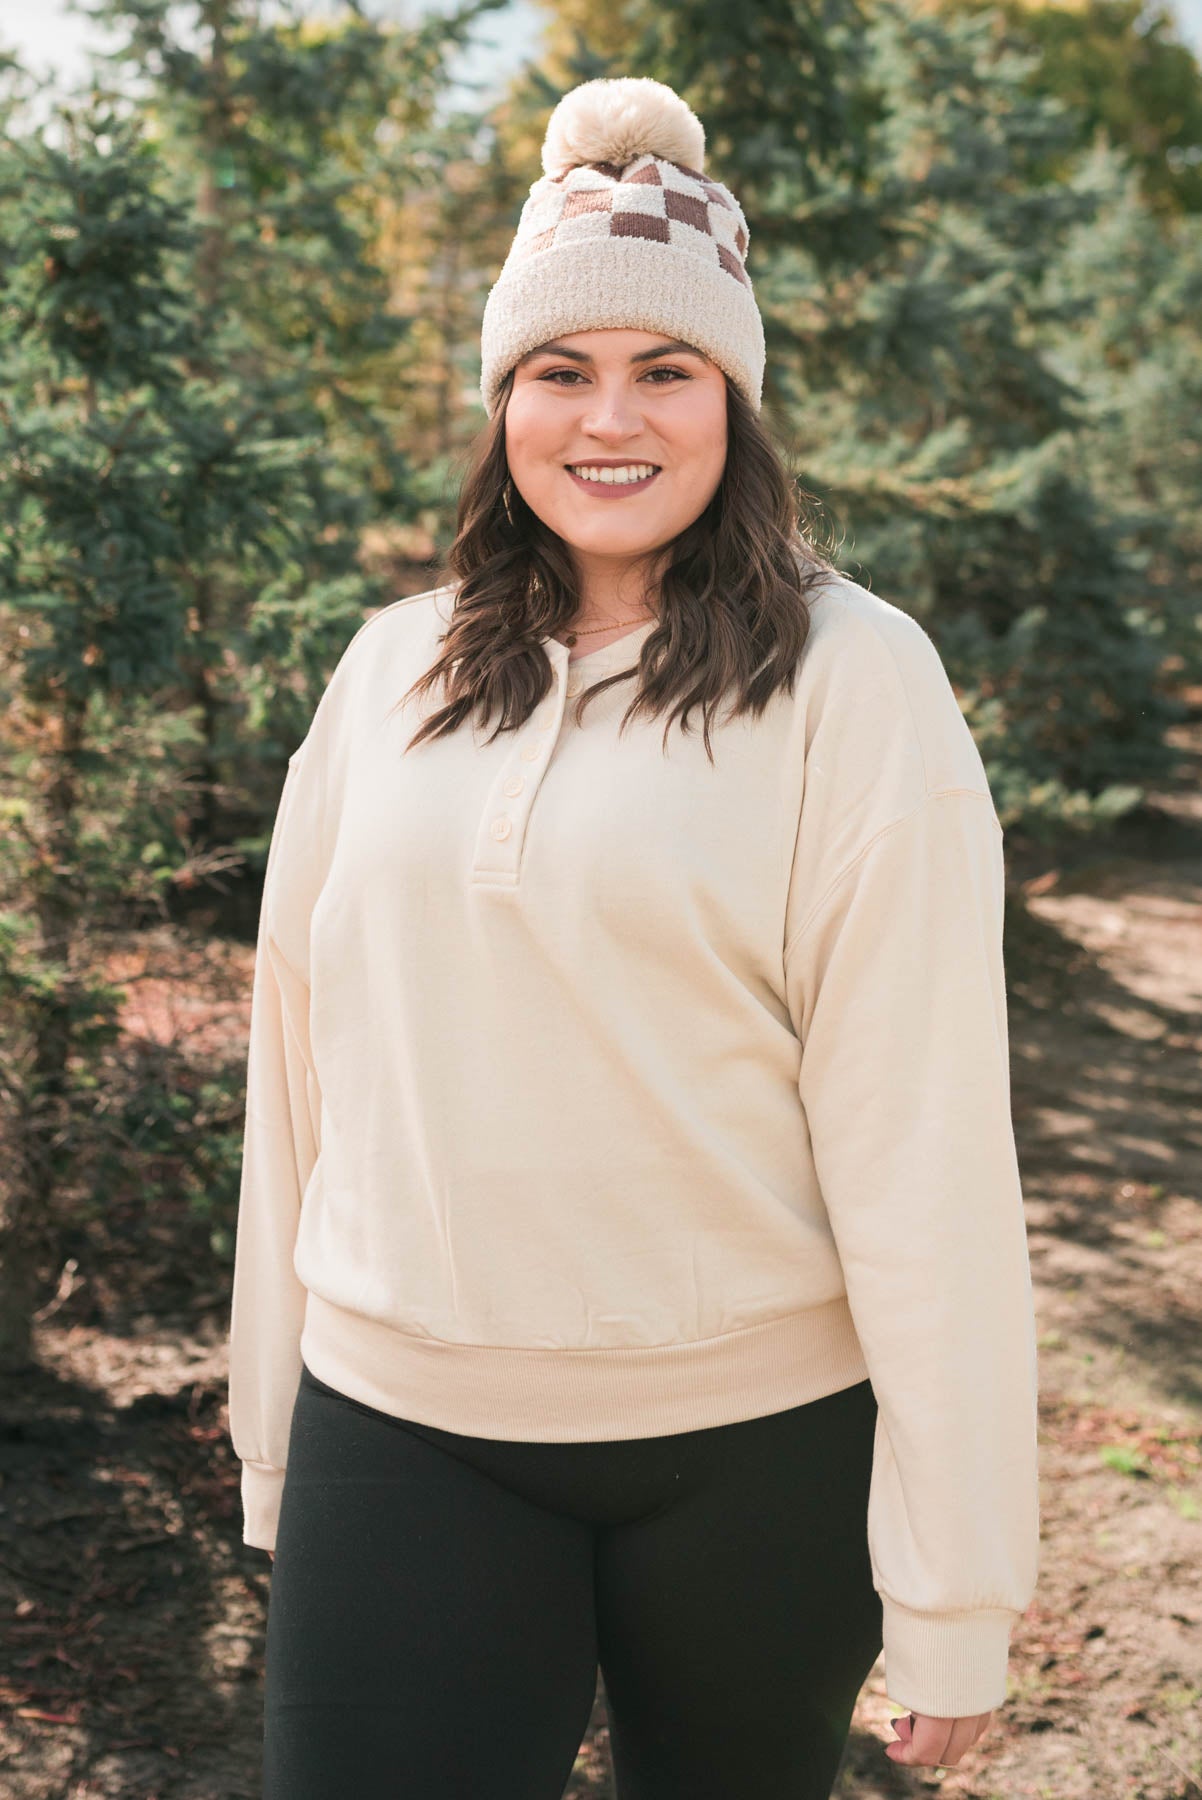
[578,380,648,438]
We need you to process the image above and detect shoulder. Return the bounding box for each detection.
[801,571,960,724]
[797,570,993,803]
[329,584,454,683]
[289,585,455,766]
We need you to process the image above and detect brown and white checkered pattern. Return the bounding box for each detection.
[517,154,752,291]
[479,148,765,418]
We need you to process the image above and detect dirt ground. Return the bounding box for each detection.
[2,710,1199,1800]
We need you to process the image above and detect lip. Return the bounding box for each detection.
[565,464,661,497]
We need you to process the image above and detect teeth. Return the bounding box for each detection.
[568,464,657,485]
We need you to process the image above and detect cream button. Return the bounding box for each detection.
[520,741,541,762]
[503,775,524,797]
[536,708,556,729]
[566,680,583,698]
[490,814,512,841]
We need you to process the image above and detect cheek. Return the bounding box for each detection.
[671,402,727,485]
[505,387,558,458]
[506,416,566,514]
[661,388,725,457]
[682,386,727,444]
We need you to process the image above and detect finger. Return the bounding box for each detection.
[910,1715,956,1767]
[887,1713,954,1766]
[885,1711,917,1762]
[911,1712,994,1768]
[940,1717,981,1765]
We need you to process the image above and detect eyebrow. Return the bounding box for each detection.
[516,338,709,370]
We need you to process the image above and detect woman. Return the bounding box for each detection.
[228,75,1040,1800]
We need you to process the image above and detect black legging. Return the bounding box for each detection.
[262,1361,883,1799]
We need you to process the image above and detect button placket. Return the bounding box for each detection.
[469,644,570,883]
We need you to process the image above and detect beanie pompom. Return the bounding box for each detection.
[541,77,706,180]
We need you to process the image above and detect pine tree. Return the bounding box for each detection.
[80,0,509,837]
[1041,138,1202,692]
[0,101,205,1364]
[932,0,1202,218]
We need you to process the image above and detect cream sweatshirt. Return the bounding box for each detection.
[226,570,1040,1719]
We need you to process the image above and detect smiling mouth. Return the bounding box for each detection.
[564,465,662,493]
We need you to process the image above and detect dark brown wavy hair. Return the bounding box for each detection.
[395,364,843,763]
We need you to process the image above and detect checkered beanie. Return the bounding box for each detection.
[479,76,765,418]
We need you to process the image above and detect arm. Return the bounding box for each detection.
[783,787,1040,1718]
[227,750,322,1553]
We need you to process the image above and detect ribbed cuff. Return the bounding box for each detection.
[881,1598,1018,1717]
[241,1460,285,1554]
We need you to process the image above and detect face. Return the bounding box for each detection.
[504,329,728,596]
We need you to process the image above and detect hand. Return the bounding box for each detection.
[886,1710,993,1767]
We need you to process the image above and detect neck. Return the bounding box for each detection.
[566,549,663,635]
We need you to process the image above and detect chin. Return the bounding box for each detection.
[565,534,662,559]
[556,515,665,544]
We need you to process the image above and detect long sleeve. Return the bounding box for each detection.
[227,749,323,1552]
[783,787,1040,1718]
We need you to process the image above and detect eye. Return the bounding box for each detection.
[538,366,690,385]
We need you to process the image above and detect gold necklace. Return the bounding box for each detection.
[561,615,652,648]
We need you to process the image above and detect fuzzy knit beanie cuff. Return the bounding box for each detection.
[479,76,765,418]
